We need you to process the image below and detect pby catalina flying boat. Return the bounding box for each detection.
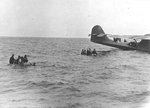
[89,25,150,53]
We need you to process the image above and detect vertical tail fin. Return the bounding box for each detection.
[91,25,108,43]
[91,25,105,36]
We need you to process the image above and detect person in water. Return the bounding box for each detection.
[19,56,24,65]
[18,55,28,65]
[81,49,86,55]
[9,54,15,64]
[14,56,21,64]
[87,48,92,55]
[23,55,28,63]
[92,49,97,55]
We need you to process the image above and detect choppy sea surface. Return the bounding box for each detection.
[0,37,150,108]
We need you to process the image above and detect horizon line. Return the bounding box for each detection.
[0,36,89,39]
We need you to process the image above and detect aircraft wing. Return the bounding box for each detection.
[107,34,150,40]
[90,33,150,40]
[129,34,150,39]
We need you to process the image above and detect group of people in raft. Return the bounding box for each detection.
[81,48,97,56]
[9,54,28,65]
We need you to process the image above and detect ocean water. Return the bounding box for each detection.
[0,37,150,108]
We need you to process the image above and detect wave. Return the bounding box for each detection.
[90,49,119,57]
[25,81,66,90]
[112,91,149,103]
[58,103,82,108]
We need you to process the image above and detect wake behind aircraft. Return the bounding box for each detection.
[90,25,150,53]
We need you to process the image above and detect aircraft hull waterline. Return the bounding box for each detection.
[90,25,150,53]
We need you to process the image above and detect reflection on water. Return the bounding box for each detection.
[0,37,150,108]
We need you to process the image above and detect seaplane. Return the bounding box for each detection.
[89,25,150,53]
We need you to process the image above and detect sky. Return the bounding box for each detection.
[0,0,150,37]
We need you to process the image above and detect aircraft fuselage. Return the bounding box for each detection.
[90,25,150,53]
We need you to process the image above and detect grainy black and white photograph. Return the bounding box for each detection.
[0,0,150,108]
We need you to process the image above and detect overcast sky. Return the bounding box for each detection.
[0,0,150,37]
